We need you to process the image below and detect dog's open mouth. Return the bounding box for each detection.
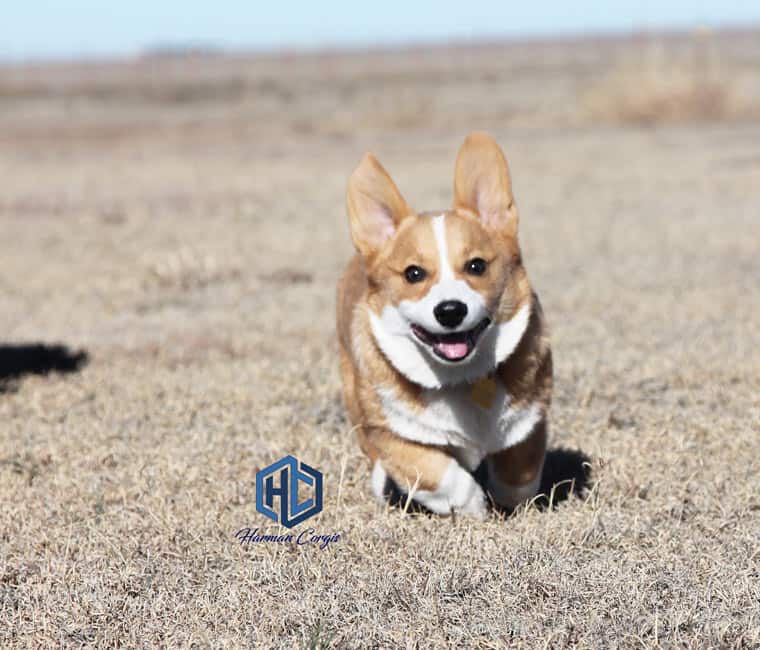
[410,319,491,362]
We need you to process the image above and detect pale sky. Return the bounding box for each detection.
[3,0,760,61]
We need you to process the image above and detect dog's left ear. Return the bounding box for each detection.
[453,132,518,237]
[346,153,412,259]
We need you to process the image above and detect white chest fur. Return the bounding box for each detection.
[378,383,541,470]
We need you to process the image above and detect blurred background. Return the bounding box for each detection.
[3,1,760,133]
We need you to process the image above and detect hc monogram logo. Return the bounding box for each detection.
[255,455,323,528]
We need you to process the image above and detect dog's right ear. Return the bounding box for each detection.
[453,132,517,238]
[347,153,412,259]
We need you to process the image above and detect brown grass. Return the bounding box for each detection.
[584,64,741,125]
[583,64,751,125]
[581,32,756,125]
[1,30,759,648]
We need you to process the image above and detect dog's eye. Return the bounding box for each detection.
[404,265,427,283]
[465,258,488,276]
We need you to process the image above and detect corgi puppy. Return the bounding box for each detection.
[337,133,552,519]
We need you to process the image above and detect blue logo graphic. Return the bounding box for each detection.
[255,455,323,528]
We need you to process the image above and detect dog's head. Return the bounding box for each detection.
[347,132,533,388]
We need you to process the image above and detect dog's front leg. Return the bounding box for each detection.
[367,430,488,520]
[485,417,547,510]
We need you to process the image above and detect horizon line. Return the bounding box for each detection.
[2,21,758,67]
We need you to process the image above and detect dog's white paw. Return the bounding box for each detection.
[413,459,488,520]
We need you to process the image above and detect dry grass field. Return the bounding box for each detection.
[1,30,759,647]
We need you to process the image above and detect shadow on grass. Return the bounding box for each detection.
[381,446,592,518]
[534,446,592,509]
[0,343,89,393]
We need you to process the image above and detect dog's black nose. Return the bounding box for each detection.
[434,300,468,328]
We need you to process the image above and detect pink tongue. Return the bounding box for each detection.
[434,341,470,360]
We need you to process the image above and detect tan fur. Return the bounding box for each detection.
[488,420,548,487]
[337,132,552,514]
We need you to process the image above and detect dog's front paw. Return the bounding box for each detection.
[453,476,489,520]
[414,460,488,521]
[487,473,541,510]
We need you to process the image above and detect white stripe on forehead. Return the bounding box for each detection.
[368,210,532,386]
[432,215,454,281]
[397,212,488,336]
